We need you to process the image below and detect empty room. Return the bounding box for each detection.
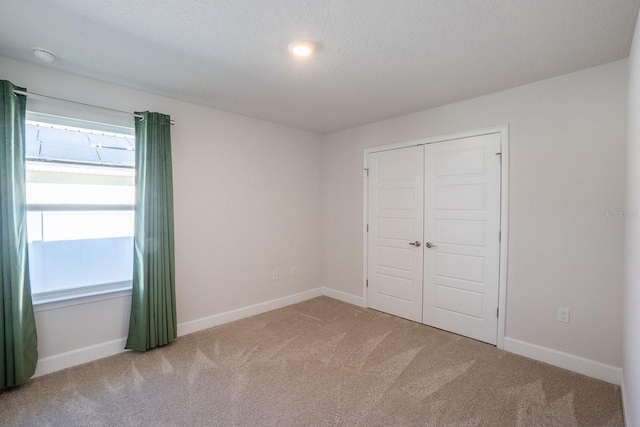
[1,1,640,426]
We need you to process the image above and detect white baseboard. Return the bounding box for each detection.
[34,287,324,378]
[503,337,622,385]
[177,287,324,336]
[34,290,625,392]
[322,291,624,387]
[34,337,129,378]
[323,287,365,307]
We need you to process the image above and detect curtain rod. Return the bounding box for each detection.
[12,89,175,125]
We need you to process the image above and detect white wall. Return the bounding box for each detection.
[1,53,629,384]
[1,56,323,363]
[322,60,627,369]
[625,11,640,427]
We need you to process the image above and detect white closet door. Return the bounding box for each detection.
[423,133,501,344]
[367,146,424,322]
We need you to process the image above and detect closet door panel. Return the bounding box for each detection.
[367,146,424,322]
[423,134,501,344]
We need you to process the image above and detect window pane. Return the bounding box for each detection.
[25,122,135,168]
[29,217,133,293]
[40,211,134,242]
[26,183,134,205]
[26,211,43,243]
[25,118,135,296]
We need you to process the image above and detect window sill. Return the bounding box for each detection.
[33,281,132,312]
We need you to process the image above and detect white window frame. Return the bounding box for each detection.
[25,112,136,310]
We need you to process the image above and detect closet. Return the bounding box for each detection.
[366,131,503,345]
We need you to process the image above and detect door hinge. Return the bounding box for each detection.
[366,279,369,288]
[496,152,502,164]
[499,231,501,242]
[364,168,369,176]
[497,307,499,318]
[367,224,369,232]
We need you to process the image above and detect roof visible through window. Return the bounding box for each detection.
[25,121,135,168]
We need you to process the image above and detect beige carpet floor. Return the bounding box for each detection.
[0,296,624,426]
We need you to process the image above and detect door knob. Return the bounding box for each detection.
[409,241,421,247]
[425,242,436,248]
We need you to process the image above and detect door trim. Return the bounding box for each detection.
[362,125,509,350]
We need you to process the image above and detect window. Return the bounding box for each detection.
[25,114,135,303]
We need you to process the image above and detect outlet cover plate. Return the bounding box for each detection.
[557,307,570,323]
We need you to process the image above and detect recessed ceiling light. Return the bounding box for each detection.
[32,47,57,63]
[288,41,317,57]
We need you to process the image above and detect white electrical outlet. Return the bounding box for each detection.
[290,267,296,277]
[557,307,570,323]
[272,270,279,281]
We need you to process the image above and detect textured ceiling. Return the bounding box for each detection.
[0,0,638,134]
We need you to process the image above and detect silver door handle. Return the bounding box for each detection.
[425,242,436,248]
[409,241,421,247]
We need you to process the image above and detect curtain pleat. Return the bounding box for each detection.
[125,112,176,352]
[0,80,38,388]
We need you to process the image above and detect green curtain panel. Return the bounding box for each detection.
[0,80,38,388]
[126,112,177,352]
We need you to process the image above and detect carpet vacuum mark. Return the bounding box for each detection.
[0,297,624,426]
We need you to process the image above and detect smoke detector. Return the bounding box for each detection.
[32,47,57,63]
